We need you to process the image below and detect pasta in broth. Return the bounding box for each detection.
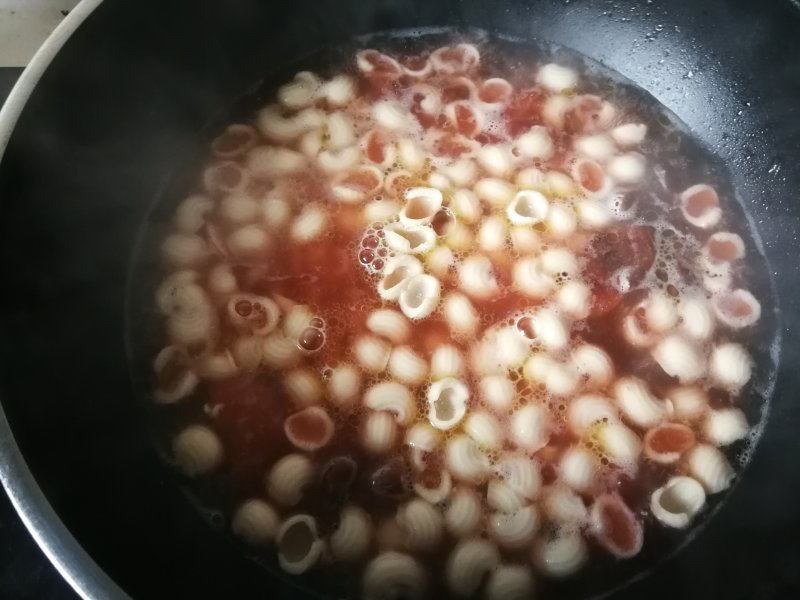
[146,32,777,599]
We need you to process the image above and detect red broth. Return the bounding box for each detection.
[150,34,770,599]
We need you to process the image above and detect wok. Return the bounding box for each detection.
[1,0,799,598]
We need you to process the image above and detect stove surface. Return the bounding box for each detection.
[1,5,79,587]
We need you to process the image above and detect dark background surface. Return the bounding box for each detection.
[1,0,800,599]
[0,67,75,600]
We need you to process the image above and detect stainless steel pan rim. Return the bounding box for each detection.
[0,1,128,598]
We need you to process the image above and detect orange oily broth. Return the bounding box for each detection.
[150,32,776,599]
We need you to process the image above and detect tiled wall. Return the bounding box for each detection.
[0,0,81,67]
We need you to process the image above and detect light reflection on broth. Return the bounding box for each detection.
[140,31,778,600]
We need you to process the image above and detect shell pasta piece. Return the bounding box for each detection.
[357,49,402,77]
[486,480,525,514]
[568,393,618,434]
[330,505,372,562]
[277,71,320,110]
[709,342,753,391]
[557,280,592,319]
[431,44,480,75]
[231,336,262,372]
[650,476,706,529]
[523,355,568,393]
[284,406,334,451]
[405,423,441,463]
[388,346,429,386]
[459,255,500,299]
[161,233,208,268]
[397,499,444,551]
[384,223,437,255]
[445,435,491,483]
[542,486,588,527]
[570,344,614,390]
[321,74,355,107]
[614,377,670,428]
[496,455,542,500]
[232,499,280,546]
[596,421,642,467]
[361,411,399,454]
[354,334,392,374]
[332,166,384,203]
[513,258,555,299]
[687,444,735,494]
[651,334,706,383]
[167,302,217,349]
[378,255,424,301]
[399,274,441,320]
[267,454,314,507]
[155,271,202,315]
[219,193,259,226]
[283,368,323,407]
[680,296,716,341]
[464,412,503,450]
[195,350,236,380]
[427,378,469,430]
[546,203,578,239]
[153,346,198,404]
[373,100,413,131]
[173,425,223,476]
[212,124,258,158]
[533,532,588,577]
[276,514,324,575]
[680,184,721,229]
[705,408,749,446]
[643,422,696,464]
[532,308,569,351]
[365,382,415,425]
[537,63,578,92]
[559,446,598,492]
[443,292,480,336]
[590,493,644,558]
[414,468,453,505]
[450,189,481,224]
[515,126,553,159]
[327,364,362,408]
[478,215,508,251]
[174,195,212,232]
[290,203,327,242]
[367,309,411,344]
[612,122,647,147]
[477,144,515,177]
[713,289,761,329]
[510,404,551,452]
[666,385,709,420]
[489,506,540,549]
[427,246,456,278]
[445,538,500,597]
[479,375,515,413]
[362,552,427,600]
[445,487,482,538]
[430,345,464,379]
[262,333,301,369]
[573,133,615,163]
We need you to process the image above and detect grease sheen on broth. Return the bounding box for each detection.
[146,32,772,600]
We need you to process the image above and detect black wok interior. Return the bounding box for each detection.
[1,0,799,598]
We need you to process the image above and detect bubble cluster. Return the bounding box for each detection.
[358,223,390,273]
